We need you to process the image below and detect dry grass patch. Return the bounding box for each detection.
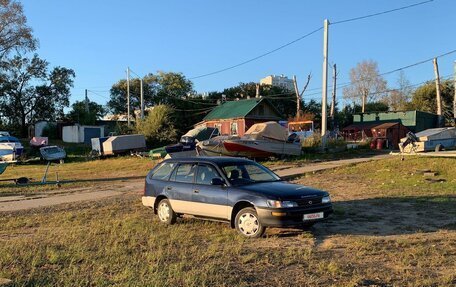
[0,157,156,196]
[0,156,455,286]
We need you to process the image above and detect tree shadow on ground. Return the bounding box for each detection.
[307,195,456,238]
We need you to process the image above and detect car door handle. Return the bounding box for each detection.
[193,189,200,193]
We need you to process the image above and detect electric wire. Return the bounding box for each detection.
[189,0,435,80]
[189,26,323,80]
[331,0,434,25]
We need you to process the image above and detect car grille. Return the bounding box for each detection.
[295,196,322,207]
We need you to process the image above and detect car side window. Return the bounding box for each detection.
[172,163,197,183]
[151,162,176,180]
[196,164,221,185]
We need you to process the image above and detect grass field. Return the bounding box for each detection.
[0,156,455,286]
[0,157,156,196]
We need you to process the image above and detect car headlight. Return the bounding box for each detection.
[322,196,331,203]
[267,200,298,208]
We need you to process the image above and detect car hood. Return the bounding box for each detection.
[237,181,328,200]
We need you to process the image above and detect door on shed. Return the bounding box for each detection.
[84,128,101,144]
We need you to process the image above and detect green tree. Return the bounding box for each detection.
[0,0,36,59]
[0,54,75,136]
[67,100,107,125]
[136,105,177,148]
[107,71,194,114]
[108,71,197,136]
[408,80,454,116]
[107,75,155,115]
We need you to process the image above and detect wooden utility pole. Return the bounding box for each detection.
[84,89,89,113]
[140,78,144,120]
[293,75,300,116]
[126,67,131,126]
[433,58,442,117]
[330,64,337,123]
[454,61,456,126]
[255,83,260,98]
[321,19,329,140]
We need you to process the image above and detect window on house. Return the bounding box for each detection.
[215,124,222,134]
[230,122,238,135]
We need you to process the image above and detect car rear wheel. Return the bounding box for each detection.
[235,207,265,238]
[157,199,176,225]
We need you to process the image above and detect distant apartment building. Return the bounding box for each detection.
[260,74,294,91]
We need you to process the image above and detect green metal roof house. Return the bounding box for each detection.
[353,110,439,133]
[200,98,284,136]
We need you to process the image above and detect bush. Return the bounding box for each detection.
[301,133,347,153]
[136,105,177,148]
[114,122,135,135]
[302,133,322,151]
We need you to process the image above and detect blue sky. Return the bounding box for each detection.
[21,0,456,106]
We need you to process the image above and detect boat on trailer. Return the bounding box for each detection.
[222,122,302,158]
[40,146,67,161]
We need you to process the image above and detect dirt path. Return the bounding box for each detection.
[0,180,143,212]
[272,154,390,179]
[0,154,390,212]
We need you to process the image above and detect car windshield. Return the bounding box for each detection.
[220,162,280,186]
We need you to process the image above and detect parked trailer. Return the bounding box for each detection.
[91,137,110,156]
[101,134,146,156]
[399,127,456,153]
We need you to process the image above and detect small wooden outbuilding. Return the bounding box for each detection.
[370,122,409,149]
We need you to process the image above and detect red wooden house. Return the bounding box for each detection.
[198,98,284,136]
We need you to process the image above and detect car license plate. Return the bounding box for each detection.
[303,212,324,220]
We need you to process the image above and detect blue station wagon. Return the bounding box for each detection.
[142,157,333,238]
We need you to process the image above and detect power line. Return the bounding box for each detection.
[87,90,110,100]
[331,0,434,25]
[172,106,215,112]
[189,27,323,80]
[303,48,456,95]
[189,0,435,80]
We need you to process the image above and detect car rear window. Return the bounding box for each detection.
[151,162,176,180]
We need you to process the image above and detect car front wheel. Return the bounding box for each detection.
[157,199,176,225]
[235,207,265,238]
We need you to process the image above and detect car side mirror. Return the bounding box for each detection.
[211,177,225,186]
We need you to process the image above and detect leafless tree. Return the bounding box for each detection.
[343,60,388,112]
[0,0,36,59]
[386,71,413,111]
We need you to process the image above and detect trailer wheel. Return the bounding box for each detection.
[87,149,100,160]
[435,144,444,152]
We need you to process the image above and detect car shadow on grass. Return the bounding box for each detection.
[154,195,456,239]
[311,195,456,238]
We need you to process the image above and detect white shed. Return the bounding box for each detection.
[62,125,105,144]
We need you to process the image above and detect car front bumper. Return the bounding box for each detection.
[256,204,333,227]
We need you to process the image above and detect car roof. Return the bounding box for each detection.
[163,156,254,165]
